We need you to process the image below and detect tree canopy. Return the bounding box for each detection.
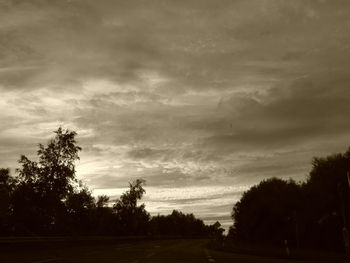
[10,127,82,233]
[232,178,301,246]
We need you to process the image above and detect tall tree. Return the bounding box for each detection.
[302,149,350,251]
[12,127,81,233]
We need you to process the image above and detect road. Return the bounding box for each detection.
[0,238,320,263]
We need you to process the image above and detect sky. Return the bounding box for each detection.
[1,0,350,230]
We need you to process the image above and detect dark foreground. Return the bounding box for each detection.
[0,238,344,263]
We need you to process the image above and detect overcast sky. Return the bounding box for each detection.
[1,0,350,229]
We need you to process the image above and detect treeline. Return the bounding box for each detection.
[0,128,223,237]
[229,148,350,252]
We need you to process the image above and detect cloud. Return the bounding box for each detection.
[1,0,350,228]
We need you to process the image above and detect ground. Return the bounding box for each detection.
[0,238,345,263]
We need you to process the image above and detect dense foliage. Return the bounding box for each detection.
[230,148,350,252]
[0,128,222,237]
[231,178,301,246]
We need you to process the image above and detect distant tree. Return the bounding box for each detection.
[96,195,110,208]
[149,210,209,237]
[208,221,225,238]
[113,179,149,234]
[227,225,235,239]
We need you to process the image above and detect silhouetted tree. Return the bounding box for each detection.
[113,179,149,235]
[232,178,302,246]
[301,149,350,251]
[93,195,115,235]
[149,210,211,237]
[0,168,16,234]
[208,221,225,238]
[230,147,350,252]
[96,195,109,208]
[12,127,81,234]
[65,185,96,234]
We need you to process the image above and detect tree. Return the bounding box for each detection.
[149,210,209,237]
[232,178,302,246]
[229,147,350,252]
[12,127,82,234]
[0,168,16,234]
[96,195,110,208]
[65,186,96,234]
[93,195,115,235]
[208,221,225,238]
[113,179,149,234]
[301,149,350,251]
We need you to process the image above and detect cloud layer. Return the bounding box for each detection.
[1,0,350,229]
